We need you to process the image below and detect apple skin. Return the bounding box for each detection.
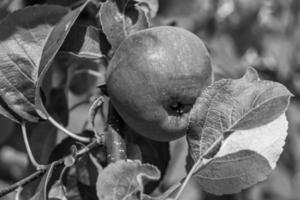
[106,26,212,141]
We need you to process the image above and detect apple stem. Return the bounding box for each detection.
[21,122,46,170]
[47,116,91,143]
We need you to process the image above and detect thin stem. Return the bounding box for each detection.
[174,159,203,200]
[59,165,69,182]
[160,182,182,199]
[48,116,91,143]
[21,123,46,170]
[173,136,223,200]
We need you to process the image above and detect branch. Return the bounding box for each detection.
[0,139,102,198]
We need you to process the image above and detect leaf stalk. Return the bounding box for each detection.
[21,122,47,170]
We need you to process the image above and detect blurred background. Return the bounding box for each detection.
[1,0,300,199]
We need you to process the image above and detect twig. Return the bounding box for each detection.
[0,169,46,198]
[0,139,101,198]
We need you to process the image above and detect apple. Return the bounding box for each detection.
[106,26,212,141]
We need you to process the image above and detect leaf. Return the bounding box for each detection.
[99,0,149,51]
[192,114,289,195]
[96,160,160,200]
[0,2,89,123]
[194,150,271,195]
[49,181,67,200]
[215,114,288,168]
[59,25,104,59]
[188,67,292,160]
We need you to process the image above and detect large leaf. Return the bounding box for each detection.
[188,67,292,161]
[192,114,288,195]
[96,160,160,200]
[99,0,149,51]
[0,2,89,123]
[186,67,292,195]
